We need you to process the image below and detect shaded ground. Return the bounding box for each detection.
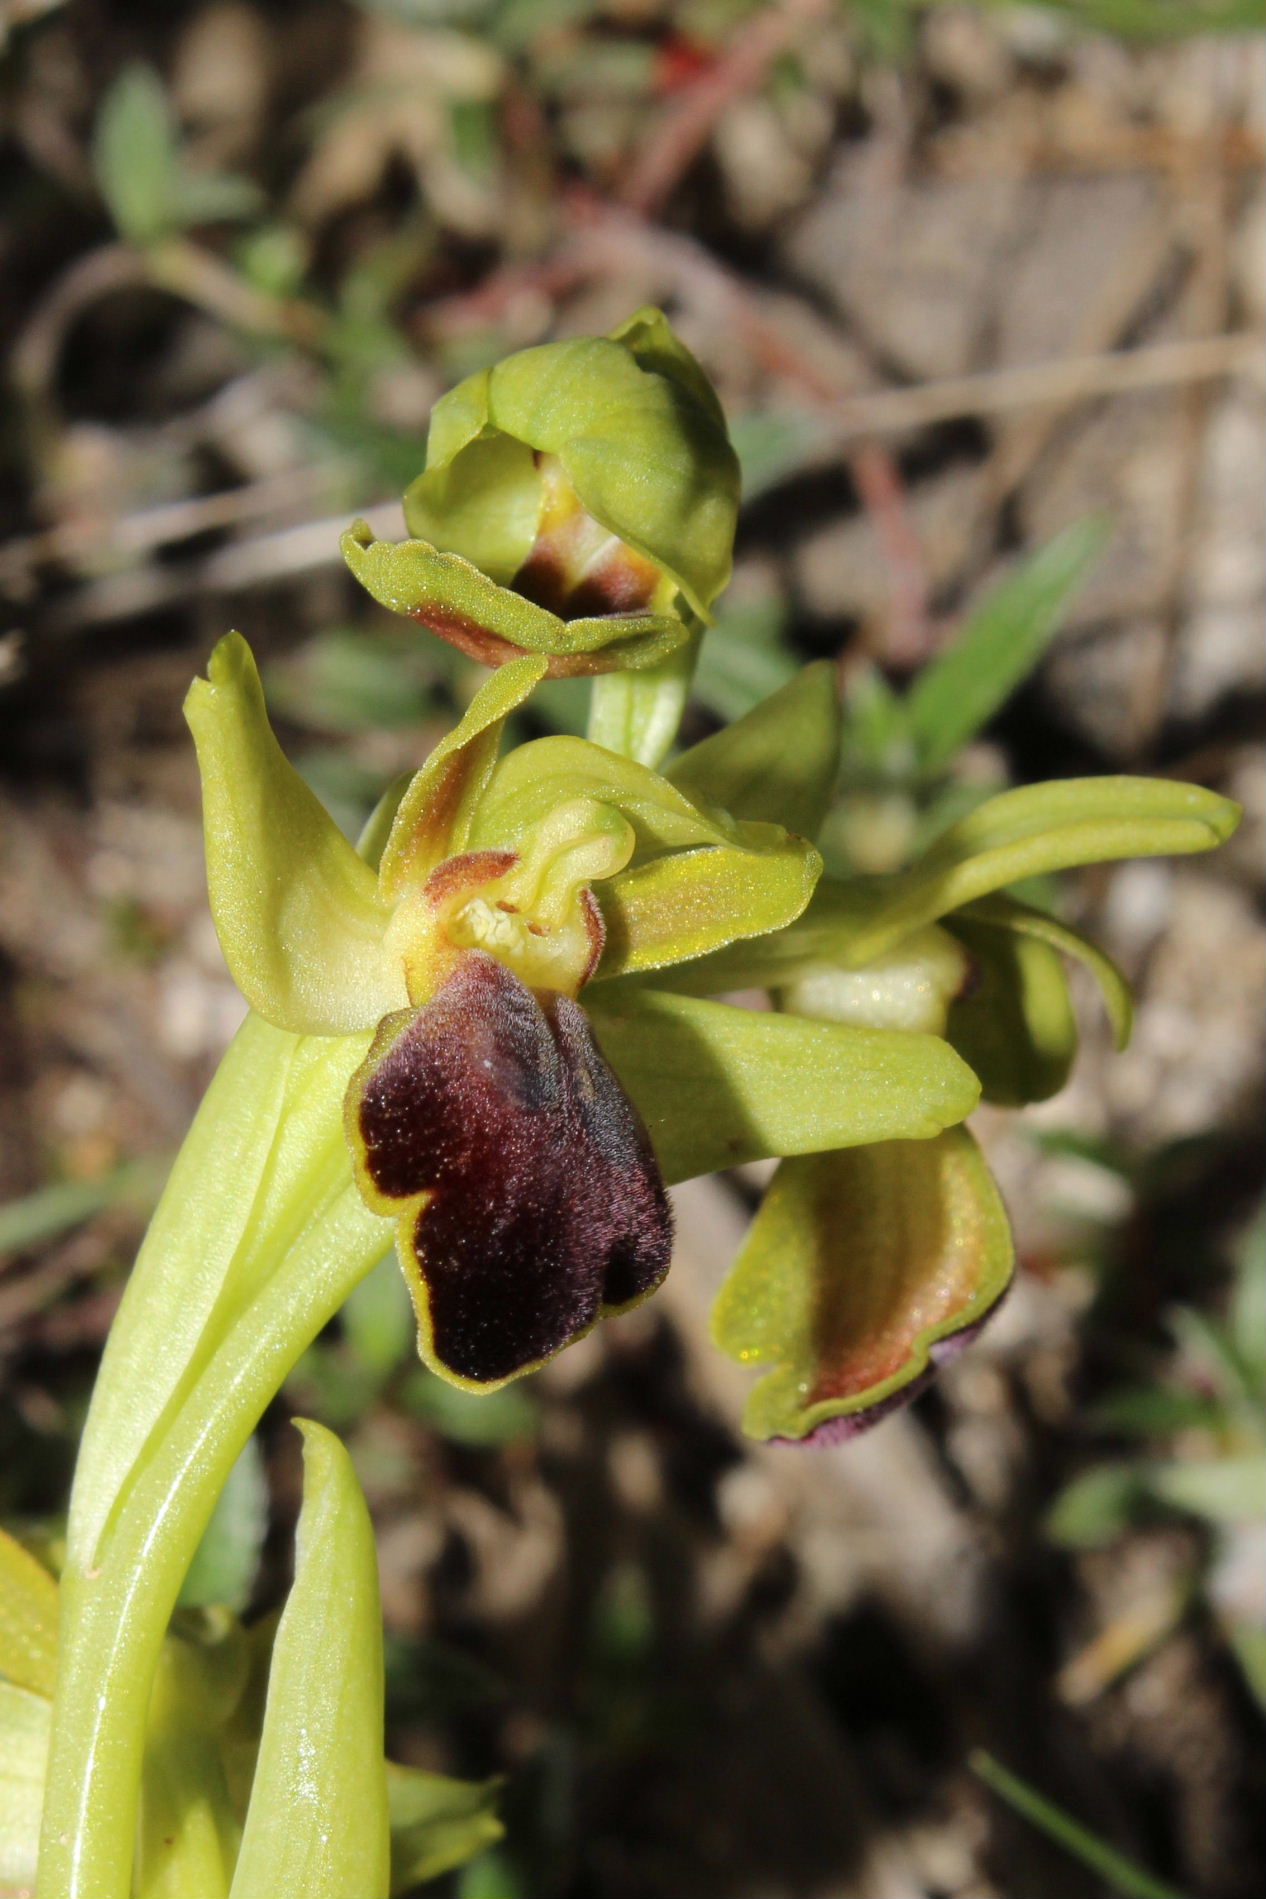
[1,5,1263,1895]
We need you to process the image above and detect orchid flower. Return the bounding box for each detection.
[31,307,1239,1899]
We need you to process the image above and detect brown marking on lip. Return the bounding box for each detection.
[347,952,672,1384]
[422,849,518,908]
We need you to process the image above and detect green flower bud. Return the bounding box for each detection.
[344,307,740,675]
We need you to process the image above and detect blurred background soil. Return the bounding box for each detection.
[0,3,1263,1895]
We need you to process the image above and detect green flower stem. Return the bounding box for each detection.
[38,1023,390,1899]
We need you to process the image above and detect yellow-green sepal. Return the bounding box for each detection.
[387,1765,503,1894]
[229,1422,390,1899]
[185,633,400,1036]
[956,892,1133,1049]
[711,1130,1013,1443]
[586,988,980,1183]
[342,522,690,676]
[667,661,842,839]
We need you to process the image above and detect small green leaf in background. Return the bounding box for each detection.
[692,595,798,725]
[228,1421,391,1899]
[1045,1462,1149,1548]
[93,64,181,245]
[906,519,1110,778]
[342,1250,416,1383]
[401,1368,539,1446]
[179,1437,268,1615]
[0,1160,163,1259]
[970,1750,1191,1899]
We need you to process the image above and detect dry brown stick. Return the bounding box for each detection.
[621,0,832,216]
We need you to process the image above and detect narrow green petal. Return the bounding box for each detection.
[229,1422,390,1899]
[712,1131,1013,1443]
[667,661,841,838]
[957,892,1133,1049]
[586,988,980,1184]
[185,633,397,1035]
[377,653,548,900]
[343,523,690,675]
[0,1529,58,1700]
[596,831,821,980]
[944,921,1078,1107]
[832,776,1241,966]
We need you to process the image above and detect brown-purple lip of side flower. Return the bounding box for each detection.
[345,950,673,1387]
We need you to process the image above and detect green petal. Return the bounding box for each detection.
[377,653,547,901]
[711,1131,1013,1443]
[586,988,980,1184]
[229,1422,390,1899]
[828,776,1241,966]
[956,892,1133,1049]
[596,829,821,980]
[944,921,1078,1107]
[343,522,689,675]
[185,633,398,1035]
[610,305,730,436]
[667,661,842,838]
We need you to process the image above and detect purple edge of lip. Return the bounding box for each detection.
[769,1280,1012,1450]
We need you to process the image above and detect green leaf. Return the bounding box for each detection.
[711,1130,1012,1442]
[229,1422,391,1899]
[667,662,841,839]
[1143,1455,1266,1524]
[906,520,1109,777]
[0,1680,51,1894]
[1045,1463,1148,1547]
[690,595,798,724]
[178,1436,268,1614]
[0,1162,161,1259]
[386,1763,503,1894]
[342,1250,415,1381]
[173,169,264,228]
[945,918,1078,1106]
[0,1530,57,1700]
[586,988,980,1184]
[93,64,180,245]
[342,524,690,676]
[970,1751,1192,1899]
[185,633,399,1036]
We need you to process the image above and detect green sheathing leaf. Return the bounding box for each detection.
[343,525,689,675]
[229,1423,390,1899]
[667,661,842,838]
[0,1680,50,1893]
[711,1129,1013,1443]
[586,989,980,1183]
[906,520,1109,776]
[186,633,398,1036]
[387,1765,503,1894]
[945,920,1078,1107]
[0,1530,58,1700]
